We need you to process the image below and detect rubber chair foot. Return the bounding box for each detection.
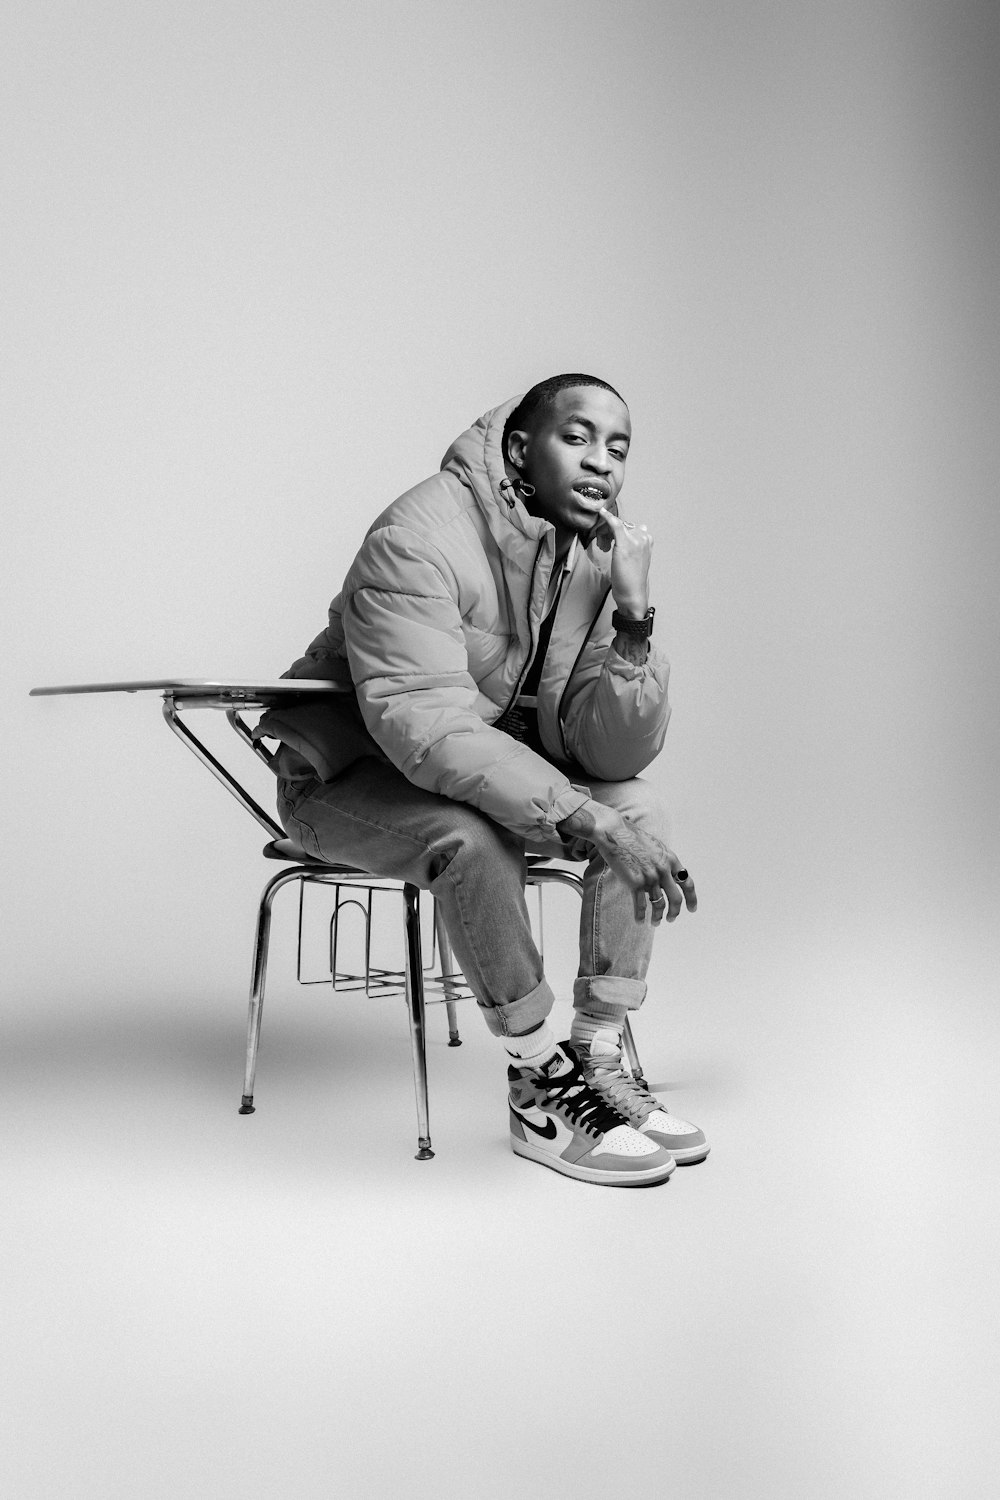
[238,1095,255,1114]
[447,1036,463,1047]
[415,1141,435,1161]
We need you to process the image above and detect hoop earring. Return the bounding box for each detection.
[519,480,535,498]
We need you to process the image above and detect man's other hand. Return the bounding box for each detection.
[556,801,697,924]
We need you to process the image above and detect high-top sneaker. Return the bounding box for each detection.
[508,1043,675,1186]
[578,1031,710,1165]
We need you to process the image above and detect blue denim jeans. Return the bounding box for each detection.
[275,752,670,1039]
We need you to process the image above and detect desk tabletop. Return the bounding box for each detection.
[30,678,340,706]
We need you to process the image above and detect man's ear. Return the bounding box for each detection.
[506,428,529,471]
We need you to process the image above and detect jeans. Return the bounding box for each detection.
[275,752,670,1039]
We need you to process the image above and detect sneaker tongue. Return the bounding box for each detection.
[537,1047,576,1080]
[589,1029,622,1062]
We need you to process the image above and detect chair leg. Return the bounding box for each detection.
[621,1014,646,1087]
[403,884,434,1160]
[240,867,302,1114]
[433,903,462,1046]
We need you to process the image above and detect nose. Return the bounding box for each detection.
[581,446,612,475]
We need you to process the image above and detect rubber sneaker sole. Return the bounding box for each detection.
[663,1142,710,1166]
[510,1134,676,1187]
[639,1123,711,1165]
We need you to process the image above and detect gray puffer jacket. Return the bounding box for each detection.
[258,396,671,840]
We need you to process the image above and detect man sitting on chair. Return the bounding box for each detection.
[259,374,707,1186]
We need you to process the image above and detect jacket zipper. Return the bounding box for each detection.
[556,583,613,759]
[496,538,547,724]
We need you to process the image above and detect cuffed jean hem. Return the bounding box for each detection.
[572,976,647,1016]
[477,976,558,1038]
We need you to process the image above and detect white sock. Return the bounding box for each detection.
[502,1020,559,1071]
[570,1014,624,1059]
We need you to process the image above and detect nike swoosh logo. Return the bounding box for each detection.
[511,1106,558,1141]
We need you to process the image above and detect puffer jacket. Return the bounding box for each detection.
[258,396,671,840]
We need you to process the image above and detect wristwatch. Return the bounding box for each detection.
[611,607,655,639]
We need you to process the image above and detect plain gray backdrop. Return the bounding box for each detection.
[4,3,998,1497]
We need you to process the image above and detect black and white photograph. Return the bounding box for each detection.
[4,3,998,1496]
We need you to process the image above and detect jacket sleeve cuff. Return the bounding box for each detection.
[542,784,592,832]
[605,643,670,682]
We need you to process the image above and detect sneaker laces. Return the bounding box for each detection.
[538,1057,628,1138]
[585,1054,661,1126]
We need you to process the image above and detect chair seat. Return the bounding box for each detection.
[263,837,362,872]
[266,837,578,873]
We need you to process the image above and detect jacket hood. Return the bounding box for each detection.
[439,395,614,575]
[439,396,544,550]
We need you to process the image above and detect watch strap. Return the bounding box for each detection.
[611,607,655,640]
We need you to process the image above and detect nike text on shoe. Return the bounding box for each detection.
[507,1044,675,1187]
[579,1032,710,1165]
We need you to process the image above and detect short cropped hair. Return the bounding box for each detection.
[502,373,625,461]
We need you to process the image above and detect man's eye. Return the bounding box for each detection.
[610,449,626,461]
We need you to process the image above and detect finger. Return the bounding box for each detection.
[649,887,667,926]
[598,506,628,539]
[672,862,698,913]
[589,501,617,553]
[620,518,651,537]
[644,859,683,922]
[660,877,683,922]
[599,507,650,541]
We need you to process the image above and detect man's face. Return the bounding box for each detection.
[508,386,632,547]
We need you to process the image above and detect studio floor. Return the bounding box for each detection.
[4,900,995,1500]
